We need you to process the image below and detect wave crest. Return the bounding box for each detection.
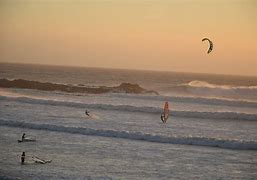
[111,94,257,108]
[170,80,257,100]
[0,120,256,150]
[187,80,257,90]
[1,96,257,121]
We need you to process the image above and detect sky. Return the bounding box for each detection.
[1,0,257,76]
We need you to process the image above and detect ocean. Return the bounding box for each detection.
[0,63,257,179]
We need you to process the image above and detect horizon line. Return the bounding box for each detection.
[1,61,257,78]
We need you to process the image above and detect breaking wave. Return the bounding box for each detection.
[111,94,257,108]
[186,80,257,90]
[168,80,257,101]
[0,120,256,150]
[1,96,257,121]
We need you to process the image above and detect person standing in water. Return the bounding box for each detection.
[21,152,25,165]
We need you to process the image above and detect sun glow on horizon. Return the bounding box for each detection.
[1,0,257,76]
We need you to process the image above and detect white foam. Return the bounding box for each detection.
[176,80,257,101]
[187,80,257,90]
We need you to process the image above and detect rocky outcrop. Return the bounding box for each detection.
[0,79,158,95]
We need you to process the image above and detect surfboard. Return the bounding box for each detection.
[18,138,36,143]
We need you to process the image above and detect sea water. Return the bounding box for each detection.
[0,63,257,179]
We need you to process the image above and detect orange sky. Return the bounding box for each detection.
[1,0,257,76]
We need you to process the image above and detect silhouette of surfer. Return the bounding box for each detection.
[21,152,25,165]
[161,113,165,123]
[85,110,90,116]
[22,133,26,141]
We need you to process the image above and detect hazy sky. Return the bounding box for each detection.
[1,0,257,76]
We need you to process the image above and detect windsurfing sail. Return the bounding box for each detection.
[32,156,52,164]
[162,101,169,123]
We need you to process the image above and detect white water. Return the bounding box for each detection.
[1,64,257,179]
[1,126,256,180]
[1,88,257,179]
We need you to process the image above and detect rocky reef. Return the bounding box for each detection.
[0,79,158,95]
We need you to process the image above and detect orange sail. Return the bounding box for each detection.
[162,101,169,123]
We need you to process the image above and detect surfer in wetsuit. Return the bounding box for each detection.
[21,152,25,165]
[85,110,90,116]
[22,133,26,141]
